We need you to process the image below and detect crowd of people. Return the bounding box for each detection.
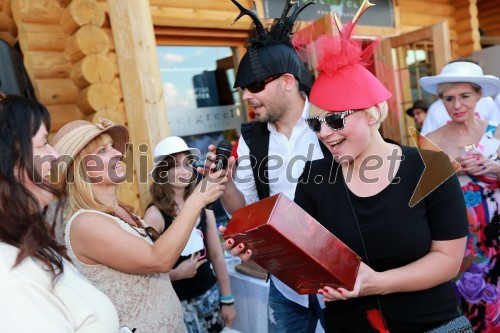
[2,1,500,333]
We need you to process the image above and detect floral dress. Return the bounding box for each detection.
[455,122,500,332]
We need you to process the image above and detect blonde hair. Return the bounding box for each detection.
[437,82,481,98]
[66,133,119,216]
[309,101,388,129]
[365,101,388,128]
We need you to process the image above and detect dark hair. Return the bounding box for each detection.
[449,58,480,66]
[0,94,68,281]
[149,152,198,217]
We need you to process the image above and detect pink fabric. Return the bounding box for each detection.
[310,64,391,111]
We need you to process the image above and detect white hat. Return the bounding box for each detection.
[419,62,500,97]
[151,136,200,171]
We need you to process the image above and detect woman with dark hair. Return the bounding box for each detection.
[144,136,236,333]
[0,93,119,332]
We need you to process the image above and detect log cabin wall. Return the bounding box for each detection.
[397,0,483,59]
[0,0,16,44]
[478,0,500,37]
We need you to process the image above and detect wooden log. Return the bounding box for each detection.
[21,31,67,52]
[65,24,110,62]
[34,78,78,105]
[54,0,73,7]
[148,0,253,11]
[24,51,72,79]
[107,52,118,74]
[102,28,114,51]
[59,0,105,35]
[455,18,475,33]
[47,104,85,132]
[108,0,170,212]
[71,53,115,88]
[76,81,120,114]
[1,0,13,17]
[85,107,126,125]
[399,12,455,29]
[14,0,62,24]
[455,28,480,46]
[398,1,454,16]
[0,13,17,35]
[0,31,16,45]
[479,14,500,27]
[456,42,479,58]
[454,4,478,21]
[112,75,122,98]
[150,6,252,29]
[18,24,68,52]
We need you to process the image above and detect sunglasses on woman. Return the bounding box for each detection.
[242,74,283,93]
[305,110,359,132]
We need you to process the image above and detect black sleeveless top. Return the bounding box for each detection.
[159,208,217,301]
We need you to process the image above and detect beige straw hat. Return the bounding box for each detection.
[50,118,129,183]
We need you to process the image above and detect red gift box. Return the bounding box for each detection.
[223,193,361,294]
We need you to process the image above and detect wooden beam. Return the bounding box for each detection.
[150,6,253,29]
[432,21,451,73]
[107,0,170,212]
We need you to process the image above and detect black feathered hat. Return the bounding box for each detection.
[230,0,315,89]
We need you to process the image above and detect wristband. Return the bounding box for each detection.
[220,294,234,302]
[220,301,234,306]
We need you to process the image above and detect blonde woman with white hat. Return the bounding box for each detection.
[51,119,227,333]
[145,136,236,333]
[420,61,500,332]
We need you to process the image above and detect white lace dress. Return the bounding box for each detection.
[65,209,187,333]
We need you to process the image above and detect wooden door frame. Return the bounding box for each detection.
[376,21,451,144]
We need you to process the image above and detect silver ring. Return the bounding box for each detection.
[482,164,486,170]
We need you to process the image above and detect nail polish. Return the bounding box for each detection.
[238,243,244,249]
[337,289,343,294]
[227,239,233,245]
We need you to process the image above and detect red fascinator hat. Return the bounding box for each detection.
[295,0,391,112]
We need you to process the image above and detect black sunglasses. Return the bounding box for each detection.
[242,74,283,93]
[145,226,161,243]
[305,110,359,132]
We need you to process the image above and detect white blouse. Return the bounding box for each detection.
[0,242,119,333]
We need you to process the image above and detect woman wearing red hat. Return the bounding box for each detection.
[224,1,472,332]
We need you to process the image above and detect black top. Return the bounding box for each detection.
[159,209,217,301]
[295,145,468,333]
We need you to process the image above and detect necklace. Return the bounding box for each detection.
[110,206,147,237]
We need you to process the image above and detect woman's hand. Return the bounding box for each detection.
[170,252,207,280]
[218,226,253,262]
[190,169,228,207]
[221,304,237,328]
[319,262,380,302]
[457,151,500,177]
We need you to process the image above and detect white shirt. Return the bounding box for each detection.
[234,97,324,307]
[421,97,498,135]
[0,243,119,333]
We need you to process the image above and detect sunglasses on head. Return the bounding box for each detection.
[305,110,359,132]
[242,74,283,94]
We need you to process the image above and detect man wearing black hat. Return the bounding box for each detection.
[406,99,430,130]
[212,1,327,332]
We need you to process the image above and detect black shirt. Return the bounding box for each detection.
[160,209,217,301]
[295,145,468,333]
